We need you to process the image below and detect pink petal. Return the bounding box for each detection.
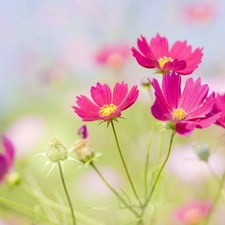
[137,36,155,59]
[175,121,197,136]
[73,106,101,121]
[179,77,209,113]
[118,85,139,111]
[2,136,15,166]
[151,77,172,119]
[178,48,203,74]
[131,47,156,68]
[162,59,186,72]
[151,99,170,121]
[150,34,169,59]
[196,112,222,128]
[188,92,215,119]
[0,156,8,182]
[162,71,181,109]
[112,82,128,106]
[169,41,192,59]
[91,83,112,107]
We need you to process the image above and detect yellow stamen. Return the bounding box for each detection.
[158,56,173,69]
[99,104,117,117]
[172,108,186,121]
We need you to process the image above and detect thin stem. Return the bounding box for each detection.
[144,120,155,200]
[140,131,175,219]
[0,196,58,225]
[91,162,139,217]
[58,162,76,225]
[110,121,142,206]
[202,172,225,225]
[21,183,102,225]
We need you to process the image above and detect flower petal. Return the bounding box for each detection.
[188,92,215,119]
[150,34,169,59]
[91,83,112,106]
[151,77,172,119]
[0,156,8,182]
[162,59,186,72]
[170,41,192,59]
[196,112,222,129]
[162,71,181,109]
[112,82,128,106]
[179,77,209,114]
[131,47,156,68]
[176,121,197,136]
[118,85,139,111]
[2,136,15,166]
[177,48,203,74]
[137,36,155,59]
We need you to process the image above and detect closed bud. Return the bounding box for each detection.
[46,137,68,162]
[72,139,94,163]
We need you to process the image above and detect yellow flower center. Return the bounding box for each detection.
[99,104,117,117]
[158,56,173,69]
[172,108,186,121]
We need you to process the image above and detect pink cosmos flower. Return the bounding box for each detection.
[72,82,139,122]
[95,43,130,70]
[0,136,15,184]
[209,93,225,128]
[132,34,203,75]
[151,71,221,136]
[173,200,211,225]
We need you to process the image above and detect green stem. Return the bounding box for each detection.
[140,131,175,219]
[110,121,142,206]
[91,162,139,217]
[21,183,101,225]
[58,162,76,225]
[144,120,155,200]
[202,172,225,225]
[0,197,58,224]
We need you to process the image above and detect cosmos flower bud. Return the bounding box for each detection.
[72,139,94,163]
[46,137,68,162]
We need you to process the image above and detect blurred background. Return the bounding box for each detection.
[1,0,225,224]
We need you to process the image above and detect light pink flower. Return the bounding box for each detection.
[209,93,225,128]
[173,200,211,225]
[151,71,221,135]
[0,136,15,183]
[132,34,203,75]
[183,2,218,26]
[72,82,139,122]
[95,43,130,70]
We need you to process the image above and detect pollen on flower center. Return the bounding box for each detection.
[158,56,173,69]
[172,108,186,121]
[99,104,117,117]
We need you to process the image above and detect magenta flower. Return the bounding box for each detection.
[72,82,139,122]
[132,34,203,75]
[0,136,15,184]
[209,93,225,128]
[151,71,221,136]
[95,43,130,70]
[173,200,211,225]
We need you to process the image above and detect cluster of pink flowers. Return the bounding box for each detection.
[73,33,224,136]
